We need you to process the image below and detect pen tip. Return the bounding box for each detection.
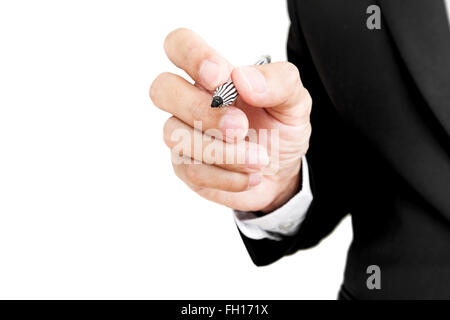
[211,96,223,108]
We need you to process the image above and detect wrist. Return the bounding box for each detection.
[260,165,302,214]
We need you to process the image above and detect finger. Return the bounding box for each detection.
[231,62,312,126]
[164,28,232,91]
[150,72,248,142]
[164,117,269,172]
[172,155,263,192]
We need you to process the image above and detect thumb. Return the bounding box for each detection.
[231,61,311,126]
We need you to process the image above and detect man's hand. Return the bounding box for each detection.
[150,28,312,213]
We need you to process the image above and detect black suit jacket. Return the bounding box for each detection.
[239,0,450,299]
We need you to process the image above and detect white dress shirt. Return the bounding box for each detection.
[235,1,450,241]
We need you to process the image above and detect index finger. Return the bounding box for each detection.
[164,28,232,91]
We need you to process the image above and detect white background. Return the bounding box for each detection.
[0,0,351,299]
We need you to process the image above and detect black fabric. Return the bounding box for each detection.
[239,0,450,299]
[338,285,356,301]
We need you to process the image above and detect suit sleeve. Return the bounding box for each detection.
[237,0,353,266]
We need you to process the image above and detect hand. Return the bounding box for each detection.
[150,28,312,213]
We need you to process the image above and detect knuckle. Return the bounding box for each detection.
[184,165,200,185]
[305,122,312,139]
[298,123,312,152]
[189,95,205,120]
[284,62,302,88]
[280,62,304,106]
[162,117,176,147]
[149,80,158,103]
[171,162,185,181]
[149,72,172,106]
[164,28,190,53]
[292,88,312,122]
[302,89,313,115]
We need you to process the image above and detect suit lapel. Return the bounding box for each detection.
[379,0,450,138]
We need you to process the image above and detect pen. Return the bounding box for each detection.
[210,55,271,108]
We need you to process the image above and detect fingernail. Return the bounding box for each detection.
[237,66,267,93]
[246,145,270,169]
[199,59,221,89]
[218,108,248,142]
[248,173,263,188]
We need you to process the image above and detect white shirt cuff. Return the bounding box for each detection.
[234,156,313,241]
